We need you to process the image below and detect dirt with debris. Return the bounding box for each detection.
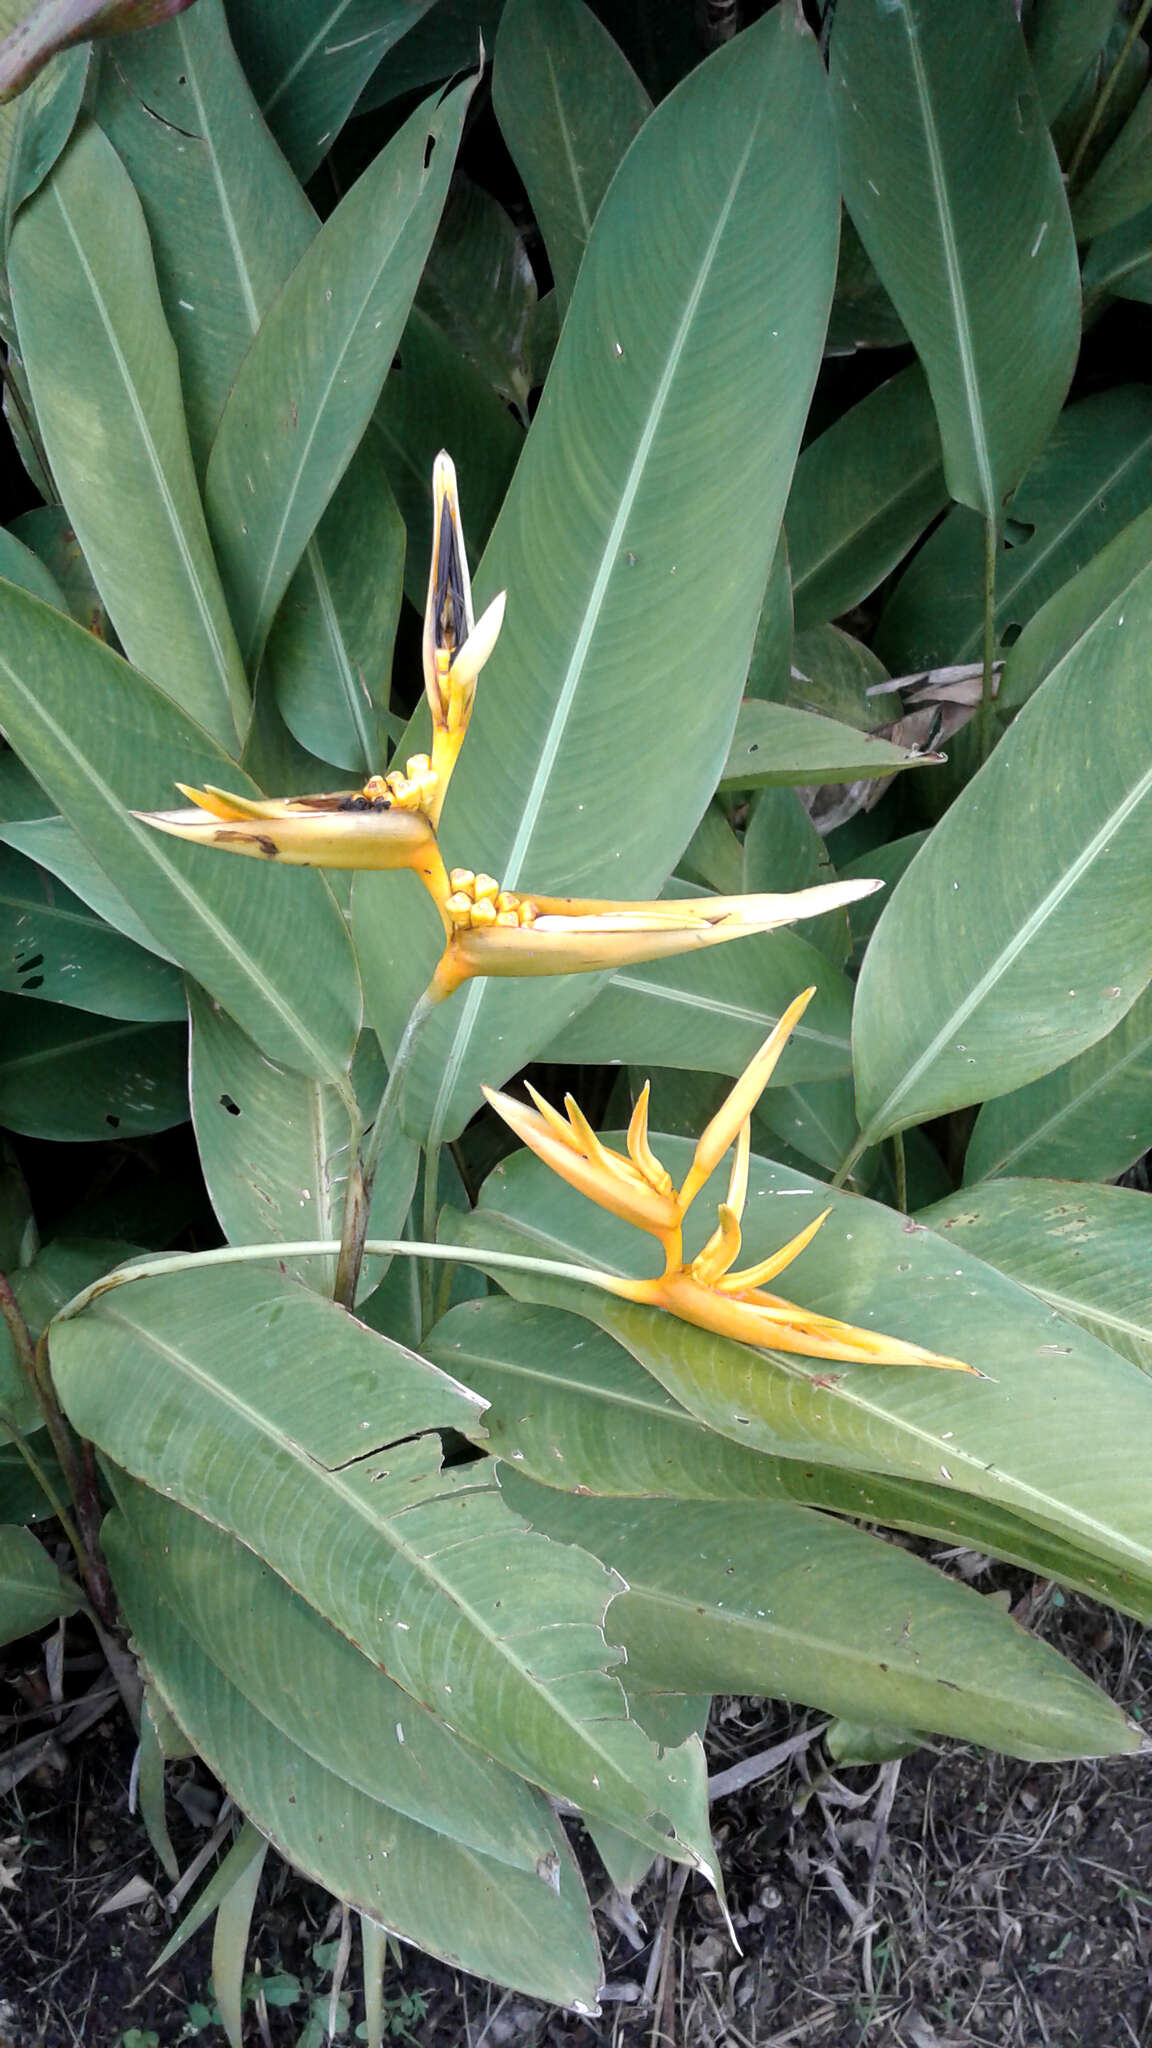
[4,1579,1151,2048]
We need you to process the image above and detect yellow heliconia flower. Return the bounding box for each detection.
[141,783,453,906]
[422,450,506,827]
[484,988,974,1373]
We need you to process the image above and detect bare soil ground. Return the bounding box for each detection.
[4,1574,1151,2048]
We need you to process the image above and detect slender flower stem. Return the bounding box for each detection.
[1065,0,1152,191]
[891,1131,908,1216]
[976,511,998,764]
[54,1237,616,1326]
[333,985,442,1310]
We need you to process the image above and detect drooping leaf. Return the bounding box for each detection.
[0,994,188,1140]
[493,0,651,311]
[189,990,418,1296]
[225,0,440,182]
[719,700,937,792]
[0,585,361,1083]
[204,74,472,672]
[876,388,1152,672]
[831,0,1079,517]
[455,1136,1152,1593]
[2,816,178,960]
[499,1473,1138,1763]
[50,1263,718,1875]
[963,985,1152,1186]
[920,1180,1152,1375]
[0,1524,79,1645]
[852,534,1152,1145]
[786,365,946,633]
[356,9,841,1145]
[8,121,250,751]
[0,844,186,1019]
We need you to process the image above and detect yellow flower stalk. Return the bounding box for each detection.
[484,988,973,1374]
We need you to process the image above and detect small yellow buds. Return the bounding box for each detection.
[444,870,539,934]
[484,995,974,1375]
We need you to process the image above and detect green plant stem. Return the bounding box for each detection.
[830,1134,866,1190]
[420,1139,442,1335]
[55,1237,620,1324]
[333,985,441,1311]
[0,1407,86,1563]
[891,1131,908,1215]
[1065,0,1152,190]
[976,511,998,764]
[0,1268,107,1607]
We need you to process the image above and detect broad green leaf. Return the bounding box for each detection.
[824,1720,923,1767]
[50,1264,718,1875]
[876,388,1152,671]
[753,1075,863,1183]
[0,1237,138,1434]
[839,831,929,966]
[791,622,889,725]
[719,701,936,792]
[825,213,907,353]
[11,505,107,631]
[457,1137,1152,1592]
[225,0,440,181]
[204,75,472,671]
[3,38,87,229]
[920,1181,1152,1375]
[676,802,744,897]
[1028,0,1118,120]
[415,174,540,418]
[0,522,68,613]
[493,0,651,311]
[106,1512,603,2009]
[0,585,361,1083]
[264,431,404,775]
[108,1469,576,1873]
[1074,80,1152,238]
[744,535,792,703]
[499,1475,1137,1762]
[374,307,522,612]
[0,1436,65,1523]
[427,1296,1152,1619]
[0,995,188,1141]
[831,0,1079,517]
[1083,202,1152,308]
[359,10,841,1146]
[963,986,1152,1185]
[189,990,418,1296]
[95,0,315,470]
[0,844,185,1020]
[538,924,853,1085]
[0,1524,79,1645]
[786,365,946,633]
[8,122,249,752]
[999,498,1152,715]
[2,817,179,960]
[852,533,1152,1144]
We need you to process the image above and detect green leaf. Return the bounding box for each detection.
[51,1264,718,1875]
[0,585,361,1084]
[415,174,540,417]
[1083,202,1152,307]
[3,37,88,228]
[361,8,841,1146]
[744,536,792,703]
[189,989,418,1296]
[8,121,249,752]
[0,1436,66,1523]
[458,1137,1152,1592]
[876,388,1152,672]
[963,985,1152,1184]
[373,307,522,612]
[11,505,108,631]
[493,0,651,312]
[998,497,1152,716]
[719,700,937,792]
[1028,0,1118,121]
[921,1180,1152,1377]
[225,0,440,182]
[1074,80,1152,238]
[426,1296,1151,1617]
[1,1237,139,1434]
[264,431,404,776]
[0,1524,79,1645]
[839,831,929,967]
[107,1509,603,2009]
[2,817,179,960]
[108,1468,579,1873]
[0,522,67,616]
[94,0,315,472]
[0,995,187,1141]
[499,1474,1137,1762]
[852,529,1152,1144]
[0,844,186,1020]
[205,75,472,671]
[538,922,852,1085]
[786,365,946,633]
[831,0,1079,516]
